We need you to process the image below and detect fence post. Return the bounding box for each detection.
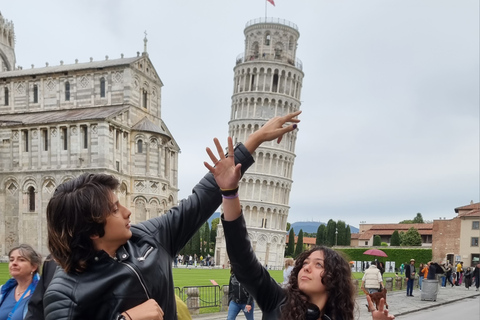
[385,277,393,291]
[186,287,200,315]
[221,285,229,311]
[396,276,403,290]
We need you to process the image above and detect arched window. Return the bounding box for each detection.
[265,33,271,46]
[33,84,38,103]
[137,139,143,153]
[28,186,35,212]
[65,81,70,101]
[142,90,148,108]
[4,87,9,105]
[100,77,106,97]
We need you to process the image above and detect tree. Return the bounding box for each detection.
[287,228,295,257]
[325,219,336,247]
[316,224,326,246]
[202,222,210,256]
[413,213,424,224]
[336,221,346,245]
[286,222,291,232]
[345,225,351,246]
[373,235,382,246]
[294,229,304,258]
[191,228,201,256]
[390,230,401,246]
[399,219,414,224]
[400,227,422,246]
[210,217,220,249]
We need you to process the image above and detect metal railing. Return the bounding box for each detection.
[235,52,303,71]
[245,17,298,31]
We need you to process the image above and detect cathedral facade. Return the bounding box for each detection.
[215,18,304,269]
[0,13,179,256]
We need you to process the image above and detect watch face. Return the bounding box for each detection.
[117,315,126,320]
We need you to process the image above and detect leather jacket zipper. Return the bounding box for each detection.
[137,246,154,261]
[119,261,150,299]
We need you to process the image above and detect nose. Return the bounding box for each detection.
[303,262,312,273]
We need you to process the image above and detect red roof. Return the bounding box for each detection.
[454,202,480,213]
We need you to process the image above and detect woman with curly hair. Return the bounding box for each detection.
[205,133,394,320]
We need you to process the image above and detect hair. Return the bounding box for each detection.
[47,173,120,273]
[9,244,42,275]
[284,258,294,269]
[281,246,356,320]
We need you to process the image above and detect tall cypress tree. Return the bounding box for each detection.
[390,230,401,246]
[336,220,346,245]
[294,229,304,258]
[316,224,326,246]
[325,219,336,247]
[287,228,295,257]
[345,225,351,246]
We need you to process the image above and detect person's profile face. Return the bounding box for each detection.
[101,191,133,245]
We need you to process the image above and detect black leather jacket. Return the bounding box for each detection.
[222,214,333,320]
[43,143,254,320]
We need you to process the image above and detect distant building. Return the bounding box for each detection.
[354,223,433,247]
[0,12,179,256]
[432,201,480,267]
[285,235,316,250]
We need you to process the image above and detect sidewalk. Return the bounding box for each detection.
[192,284,480,320]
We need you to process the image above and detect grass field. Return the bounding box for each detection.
[1,262,395,290]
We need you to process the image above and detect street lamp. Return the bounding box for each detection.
[335,228,338,246]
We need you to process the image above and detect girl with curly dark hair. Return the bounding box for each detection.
[206,132,394,320]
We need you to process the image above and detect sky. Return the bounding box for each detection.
[2,0,479,228]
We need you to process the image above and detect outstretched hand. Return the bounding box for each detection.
[244,110,301,154]
[367,296,394,320]
[204,137,241,190]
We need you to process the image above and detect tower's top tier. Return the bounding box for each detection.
[0,12,15,49]
[0,12,16,71]
[240,17,301,70]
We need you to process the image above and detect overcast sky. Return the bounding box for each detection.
[2,0,479,227]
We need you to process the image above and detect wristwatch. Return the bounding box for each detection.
[116,314,126,320]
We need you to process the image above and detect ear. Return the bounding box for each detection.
[90,234,100,240]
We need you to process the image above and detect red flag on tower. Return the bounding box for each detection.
[267,0,275,6]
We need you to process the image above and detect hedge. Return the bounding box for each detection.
[335,247,432,267]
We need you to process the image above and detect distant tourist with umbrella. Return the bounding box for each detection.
[362,261,383,294]
[405,259,416,297]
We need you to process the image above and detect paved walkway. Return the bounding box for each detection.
[192,284,480,319]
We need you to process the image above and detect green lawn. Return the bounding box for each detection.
[1,262,395,291]
[1,263,283,287]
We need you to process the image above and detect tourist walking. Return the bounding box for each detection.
[405,259,416,297]
[473,262,480,291]
[282,258,294,287]
[418,263,425,290]
[464,267,473,289]
[445,264,454,287]
[227,270,254,320]
[362,261,383,294]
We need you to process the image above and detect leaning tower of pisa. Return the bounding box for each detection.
[214,17,304,269]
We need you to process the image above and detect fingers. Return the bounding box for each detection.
[377,298,385,311]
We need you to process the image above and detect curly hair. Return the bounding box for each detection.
[281,246,356,320]
[47,173,120,273]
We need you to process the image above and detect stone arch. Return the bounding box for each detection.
[133,196,147,223]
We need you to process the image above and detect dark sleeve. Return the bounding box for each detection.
[222,213,285,313]
[140,143,254,257]
[25,258,59,320]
